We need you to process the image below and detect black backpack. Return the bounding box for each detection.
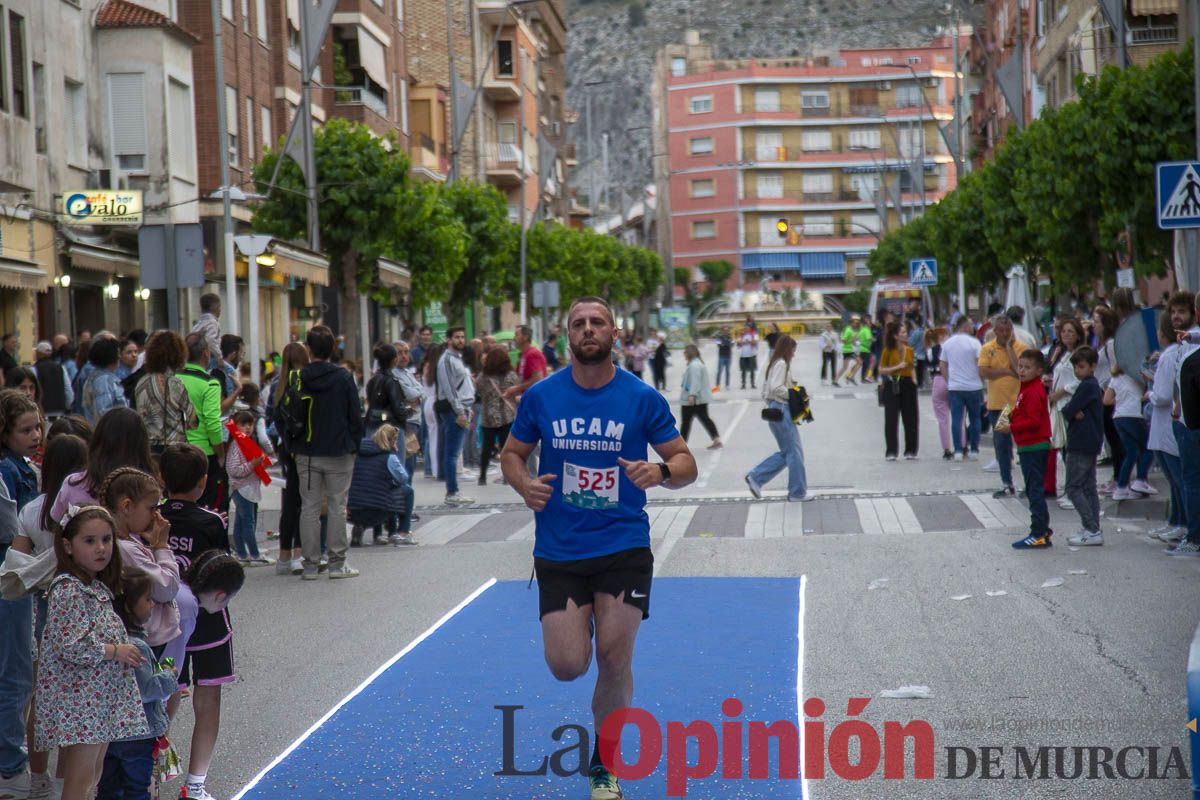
[275,370,310,442]
[122,368,144,409]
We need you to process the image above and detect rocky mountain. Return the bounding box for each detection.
[564,0,966,215]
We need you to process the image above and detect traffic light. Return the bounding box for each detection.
[776,218,789,239]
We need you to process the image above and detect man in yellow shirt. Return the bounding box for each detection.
[977,315,1026,497]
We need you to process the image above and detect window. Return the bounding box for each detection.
[241,0,249,32]
[255,0,267,41]
[850,172,880,198]
[803,214,834,235]
[65,80,86,165]
[754,130,782,160]
[801,171,833,194]
[168,79,194,179]
[689,95,712,114]
[498,120,516,144]
[691,220,716,239]
[907,55,921,65]
[754,88,780,112]
[801,91,829,109]
[108,73,147,172]
[32,62,44,153]
[756,173,784,199]
[245,96,255,160]
[758,216,782,243]
[222,0,233,20]
[801,129,832,152]
[288,26,301,67]
[261,105,272,150]
[399,77,408,134]
[851,213,882,234]
[848,128,881,150]
[671,56,686,76]
[225,85,239,165]
[877,57,893,66]
[690,178,715,198]
[896,83,922,108]
[688,136,713,155]
[497,41,514,77]
[898,127,923,158]
[9,12,27,118]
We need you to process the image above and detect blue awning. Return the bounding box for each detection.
[742,252,800,272]
[799,252,846,278]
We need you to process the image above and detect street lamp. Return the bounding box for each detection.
[234,233,273,385]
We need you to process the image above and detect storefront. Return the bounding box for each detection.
[0,214,53,359]
[58,228,145,336]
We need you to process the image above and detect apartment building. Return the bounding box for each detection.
[0,0,202,351]
[653,32,960,294]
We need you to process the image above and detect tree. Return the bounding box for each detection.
[252,118,411,360]
[441,181,519,319]
[697,259,734,300]
[392,183,468,310]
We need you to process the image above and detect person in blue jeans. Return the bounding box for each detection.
[939,317,984,460]
[436,328,476,506]
[226,410,272,564]
[745,336,811,501]
[715,326,733,389]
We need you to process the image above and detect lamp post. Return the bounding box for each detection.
[211,0,238,335]
[233,234,272,385]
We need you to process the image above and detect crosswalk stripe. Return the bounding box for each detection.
[416,513,493,546]
[506,520,536,542]
[855,498,884,534]
[763,501,805,537]
[959,495,1004,529]
[745,504,768,538]
[888,497,923,534]
[978,495,1027,528]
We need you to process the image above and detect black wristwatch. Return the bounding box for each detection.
[658,462,671,484]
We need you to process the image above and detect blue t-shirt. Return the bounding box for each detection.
[509,367,680,561]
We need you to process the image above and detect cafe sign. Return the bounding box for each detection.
[60,190,143,225]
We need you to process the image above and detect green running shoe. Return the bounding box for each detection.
[589,764,624,800]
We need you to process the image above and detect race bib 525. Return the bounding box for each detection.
[562,461,619,510]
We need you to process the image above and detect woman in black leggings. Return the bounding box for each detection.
[680,344,723,449]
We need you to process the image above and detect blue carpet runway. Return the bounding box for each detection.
[234,577,805,799]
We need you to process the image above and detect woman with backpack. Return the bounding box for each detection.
[365,343,412,432]
[745,335,811,502]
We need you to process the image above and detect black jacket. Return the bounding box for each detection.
[1181,348,1200,430]
[1061,376,1104,454]
[289,361,364,457]
[364,371,408,428]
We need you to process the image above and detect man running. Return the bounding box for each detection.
[500,296,698,800]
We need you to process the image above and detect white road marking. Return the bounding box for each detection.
[979,495,1027,528]
[764,501,805,537]
[696,400,750,489]
[855,498,885,534]
[745,503,768,538]
[888,497,923,534]
[506,520,536,541]
[798,574,809,800]
[960,494,1004,529]
[230,578,498,800]
[415,513,493,546]
[652,505,697,575]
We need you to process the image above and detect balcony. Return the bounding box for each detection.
[1130,23,1178,44]
[848,103,881,116]
[335,85,389,126]
[484,71,521,102]
[410,134,448,182]
[485,142,526,186]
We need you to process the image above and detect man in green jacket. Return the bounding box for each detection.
[180,333,228,512]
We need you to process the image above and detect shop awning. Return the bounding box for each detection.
[799,252,846,278]
[356,27,388,88]
[272,241,330,286]
[1131,0,1177,14]
[376,257,410,289]
[0,257,49,291]
[62,231,139,275]
[742,252,800,272]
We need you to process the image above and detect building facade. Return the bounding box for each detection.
[654,32,961,297]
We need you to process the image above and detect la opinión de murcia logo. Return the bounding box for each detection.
[496,700,1191,797]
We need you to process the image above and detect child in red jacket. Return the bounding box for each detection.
[1006,350,1053,548]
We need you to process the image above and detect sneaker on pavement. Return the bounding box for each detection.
[904,453,918,460]
[390,533,417,546]
[301,566,320,581]
[1130,479,1158,495]
[982,459,1000,472]
[289,558,304,575]
[886,454,898,462]
[588,765,624,800]
[744,474,763,500]
[1012,530,1053,549]
[444,493,475,506]
[181,785,218,800]
[706,439,723,450]
[788,493,815,502]
[993,485,1015,499]
[1099,480,1117,494]
[0,769,30,800]
[1112,486,1137,501]
[328,564,361,579]
[274,560,292,575]
[27,772,51,800]
[1067,530,1104,546]
[1057,497,1075,510]
[952,452,964,462]
[317,556,329,573]
[1166,541,1200,557]
[966,451,980,461]
[1159,526,1187,543]
[942,450,954,461]
[250,554,275,565]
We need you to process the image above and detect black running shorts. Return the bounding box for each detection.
[534,547,654,621]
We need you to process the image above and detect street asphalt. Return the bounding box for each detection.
[166,336,1199,800]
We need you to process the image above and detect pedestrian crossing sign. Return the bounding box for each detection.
[1156,161,1200,229]
[909,258,937,286]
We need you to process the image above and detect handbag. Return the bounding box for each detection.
[405,428,421,456]
[1050,403,1068,449]
[761,407,784,422]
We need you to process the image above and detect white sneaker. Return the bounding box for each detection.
[327,564,360,579]
[289,558,304,575]
[982,459,1000,472]
[1158,526,1186,543]
[444,493,475,506]
[27,772,51,800]
[1057,497,1075,510]
[965,451,979,461]
[1112,486,1137,501]
[181,785,218,800]
[0,769,30,800]
[1130,479,1158,495]
[1067,529,1104,546]
[952,452,964,462]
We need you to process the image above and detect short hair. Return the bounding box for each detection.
[200,293,221,313]
[125,329,148,348]
[1071,345,1098,366]
[1018,349,1045,370]
[159,443,209,495]
[567,296,615,326]
[445,326,465,338]
[143,330,187,374]
[87,337,120,368]
[418,325,432,335]
[185,333,209,363]
[991,313,1013,328]
[1006,305,1026,324]
[954,315,973,331]
[516,324,533,341]
[306,325,335,359]
[220,334,243,358]
[1168,291,1196,316]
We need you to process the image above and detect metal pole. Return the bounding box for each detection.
[518,48,528,322]
[446,0,458,181]
[212,0,239,334]
[164,223,179,331]
[248,248,260,385]
[953,14,966,315]
[298,0,319,251]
